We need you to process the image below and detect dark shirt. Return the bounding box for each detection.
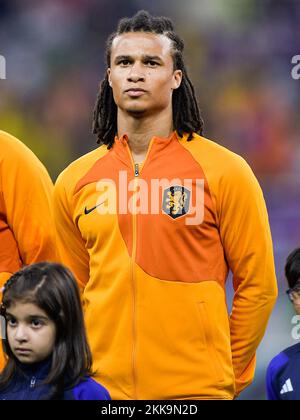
[266,342,300,400]
[0,358,111,400]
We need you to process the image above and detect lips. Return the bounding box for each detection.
[15,348,32,354]
[125,88,147,97]
[125,88,146,92]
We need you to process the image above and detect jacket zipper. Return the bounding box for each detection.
[25,376,36,399]
[131,162,139,400]
[30,377,36,388]
[125,140,154,400]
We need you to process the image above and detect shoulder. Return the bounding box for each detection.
[179,133,257,185]
[266,344,300,400]
[179,132,249,168]
[0,373,25,400]
[72,377,111,401]
[267,350,290,377]
[54,145,109,195]
[0,130,41,165]
[282,342,300,360]
[266,343,300,379]
[0,130,24,154]
[0,130,51,181]
[179,133,262,207]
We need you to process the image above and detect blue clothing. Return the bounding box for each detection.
[0,359,111,400]
[266,342,300,400]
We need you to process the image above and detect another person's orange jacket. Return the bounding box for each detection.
[53,132,278,400]
[0,130,57,369]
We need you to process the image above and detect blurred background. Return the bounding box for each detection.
[0,0,299,400]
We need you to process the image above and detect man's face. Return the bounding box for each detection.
[107,32,182,117]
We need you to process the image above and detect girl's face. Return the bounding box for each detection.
[5,301,56,364]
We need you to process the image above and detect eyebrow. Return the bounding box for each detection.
[114,55,163,64]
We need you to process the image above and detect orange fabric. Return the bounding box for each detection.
[135,135,226,284]
[0,219,21,275]
[180,135,278,395]
[53,131,277,399]
[0,131,58,371]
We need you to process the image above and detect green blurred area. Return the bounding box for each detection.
[0,105,70,181]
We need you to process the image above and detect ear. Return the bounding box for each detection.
[107,68,112,87]
[172,69,183,90]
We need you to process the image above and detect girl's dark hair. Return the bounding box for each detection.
[93,10,204,148]
[0,262,93,400]
[285,248,300,289]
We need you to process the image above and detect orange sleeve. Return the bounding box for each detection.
[53,172,90,295]
[0,220,22,283]
[0,132,57,267]
[218,154,278,396]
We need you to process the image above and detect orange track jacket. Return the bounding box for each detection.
[53,132,278,400]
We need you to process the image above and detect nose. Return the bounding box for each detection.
[14,324,29,343]
[127,62,145,83]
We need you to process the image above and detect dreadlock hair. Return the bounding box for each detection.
[93,10,204,149]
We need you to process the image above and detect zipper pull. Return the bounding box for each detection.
[30,377,36,388]
[134,163,139,177]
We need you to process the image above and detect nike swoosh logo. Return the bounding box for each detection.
[84,201,105,215]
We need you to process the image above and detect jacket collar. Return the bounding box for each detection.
[16,356,52,380]
[112,131,179,168]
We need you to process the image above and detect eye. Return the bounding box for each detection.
[31,319,44,328]
[145,60,159,67]
[119,60,131,66]
[7,317,17,327]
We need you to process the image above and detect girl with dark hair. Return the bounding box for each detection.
[0,262,110,400]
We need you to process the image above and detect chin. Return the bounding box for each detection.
[16,356,35,364]
[126,108,147,117]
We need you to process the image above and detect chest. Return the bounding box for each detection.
[73,161,216,246]
[277,360,300,400]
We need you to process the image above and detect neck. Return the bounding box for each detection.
[16,356,52,377]
[117,108,174,163]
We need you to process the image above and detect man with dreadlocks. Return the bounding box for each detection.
[53,11,277,400]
